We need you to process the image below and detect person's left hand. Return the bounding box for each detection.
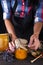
[28,34,41,50]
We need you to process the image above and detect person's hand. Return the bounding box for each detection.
[28,34,41,50]
[8,41,16,53]
[8,33,17,53]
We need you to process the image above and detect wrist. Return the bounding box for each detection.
[12,35,17,42]
[33,32,39,39]
[9,33,17,42]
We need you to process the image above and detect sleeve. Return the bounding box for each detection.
[34,3,43,23]
[1,0,11,20]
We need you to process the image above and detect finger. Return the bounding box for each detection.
[35,44,40,51]
[31,42,38,50]
[12,41,15,48]
[29,45,35,50]
[29,37,34,46]
[30,39,38,50]
[9,42,15,52]
[34,39,41,50]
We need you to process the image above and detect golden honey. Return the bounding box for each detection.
[0,33,9,51]
[15,48,27,60]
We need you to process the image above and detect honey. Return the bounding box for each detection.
[15,48,27,60]
[0,33,9,51]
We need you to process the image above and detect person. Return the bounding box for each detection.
[28,0,43,50]
[1,0,42,52]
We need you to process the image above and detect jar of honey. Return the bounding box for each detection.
[0,33,9,51]
[15,48,28,60]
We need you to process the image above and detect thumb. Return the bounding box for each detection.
[28,36,34,47]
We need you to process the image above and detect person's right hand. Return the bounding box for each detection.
[8,41,16,53]
[28,34,41,50]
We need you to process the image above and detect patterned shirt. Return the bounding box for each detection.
[1,0,15,19]
[1,0,32,19]
[1,0,43,22]
[34,0,43,22]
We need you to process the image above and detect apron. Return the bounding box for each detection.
[12,0,38,41]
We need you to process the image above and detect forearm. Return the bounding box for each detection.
[4,19,17,41]
[33,22,42,38]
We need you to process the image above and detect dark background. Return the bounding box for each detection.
[0,4,7,33]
